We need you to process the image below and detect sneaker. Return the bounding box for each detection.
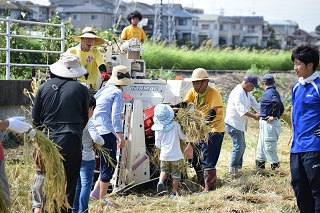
[169,193,177,198]
[229,167,238,174]
[90,191,99,200]
[157,182,165,194]
[102,198,114,206]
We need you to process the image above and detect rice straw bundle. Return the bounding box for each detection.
[174,107,211,143]
[93,144,116,168]
[280,106,292,128]
[0,189,8,213]
[34,129,70,213]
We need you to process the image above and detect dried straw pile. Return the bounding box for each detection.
[174,106,211,143]
[0,189,8,213]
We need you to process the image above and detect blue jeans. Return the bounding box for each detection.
[192,132,224,171]
[226,124,245,171]
[291,151,320,213]
[72,159,96,213]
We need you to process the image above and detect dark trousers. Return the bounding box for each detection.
[290,151,320,213]
[100,133,117,182]
[192,132,224,172]
[51,133,82,213]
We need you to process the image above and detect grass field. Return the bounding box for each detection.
[3,116,299,213]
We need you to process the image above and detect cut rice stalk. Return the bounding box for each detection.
[34,129,70,213]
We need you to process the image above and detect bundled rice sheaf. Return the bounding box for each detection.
[174,106,212,143]
[34,129,70,213]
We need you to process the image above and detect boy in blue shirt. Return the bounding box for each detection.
[290,44,320,212]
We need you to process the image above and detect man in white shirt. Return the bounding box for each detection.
[225,75,260,174]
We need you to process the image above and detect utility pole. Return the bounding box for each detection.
[153,0,162,43]
[167,0,175,44]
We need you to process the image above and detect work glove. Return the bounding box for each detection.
[28,129,37,140]
[101,72,110,82]
[314,126,320,137]
[7,116,31,134]
[94,136,105,146]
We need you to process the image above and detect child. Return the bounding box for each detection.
[121,10,147,44]
[152,104,187,197]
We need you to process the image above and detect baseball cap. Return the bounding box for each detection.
[243,74,260,88]
[261,74,275,83]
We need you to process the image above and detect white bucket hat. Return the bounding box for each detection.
[50,53,87,78]
[107,65,134,86]
[151,104,175,132]
[185,68,210,81]
[72,27,105,46]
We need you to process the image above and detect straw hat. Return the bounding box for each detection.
[72,27,105,46]
[107,65,134,86]
[151,104,174,132]
[50,53,87,78]
[185,68,210,81]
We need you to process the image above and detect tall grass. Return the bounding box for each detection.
[143,41,292,71]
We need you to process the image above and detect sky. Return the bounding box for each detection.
[30,0,320,32]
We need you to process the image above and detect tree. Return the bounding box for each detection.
[315,25,320,34]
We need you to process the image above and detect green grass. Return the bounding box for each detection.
[142,42,293,71]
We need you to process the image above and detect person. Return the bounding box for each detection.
[72,95,104,213]
[89,65,133,205]
[176,68,225,192]
[121,10,147,44]
[225,74,260,174]
[0,117,31,207]
[290,44,320,212]
[67,27,109,90]
[152,104,188,197]
[32,53,89,213]
[255,74,284,171]
[31,146,44,213]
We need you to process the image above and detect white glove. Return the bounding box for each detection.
[94,136,105,146]
[7,116,31,134]
[28,129,37,139]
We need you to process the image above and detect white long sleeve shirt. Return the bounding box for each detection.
[225,84,260,132]
[154,121,187,161]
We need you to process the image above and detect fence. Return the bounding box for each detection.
[0,17,65,80]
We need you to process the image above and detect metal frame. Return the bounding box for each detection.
[0,17,65,79]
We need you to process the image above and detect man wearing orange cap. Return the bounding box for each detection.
[67,27,109,90]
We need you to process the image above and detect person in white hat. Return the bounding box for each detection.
[0,117,32,207]
[176,68,225,192]
[89,65,133,205]
[225,74,260,175]
[67,27,110,90]
[32,53,89,213]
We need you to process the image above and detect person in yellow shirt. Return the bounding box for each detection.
[67,27,110,90]
[121,10,147,44]
[173,68,225,192]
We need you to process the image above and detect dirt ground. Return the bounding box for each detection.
[208,72,297,95]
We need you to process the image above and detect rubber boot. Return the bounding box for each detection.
[196,170,205,187]
[255,160,266,170]
[271,162,280,170]
[203,169,216,192]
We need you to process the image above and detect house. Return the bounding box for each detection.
[197,14,219,46]
[49,0,116,31]
[293,29,320,47]
[219,16,265,47]
[22,3,54,22]
[0,0,34,20]
[172,4,198,45]
[267,20,298,49]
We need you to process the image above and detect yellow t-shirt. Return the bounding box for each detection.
[121,25,147,42]
[66,45,105,90]
[185,86,225,132]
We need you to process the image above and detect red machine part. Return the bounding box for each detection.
[143,105,156,137]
